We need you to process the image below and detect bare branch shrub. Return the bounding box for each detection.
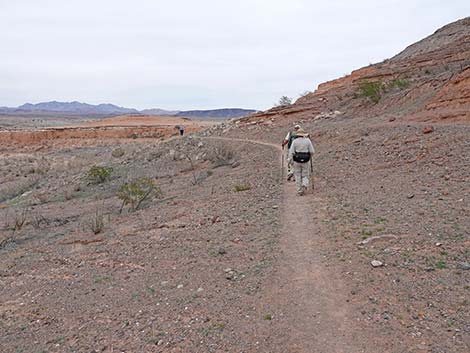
[112,147,125,158]
[276,95,292,107]
[118,177,162,213]
[64,188,74,201]
[0,235,14,249]
[32,211,48,228]
[1,209,11,231]
[13,209,28,231]
[33,191,49,205]
[1,208,28,232]
[34,157,51,174]
[208,144,237,168]
[88,209,105,234]
[180,151,205,185]
[0,176,40,203]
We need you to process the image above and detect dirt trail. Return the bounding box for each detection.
[207,136,366,352]
[274,183,365,352]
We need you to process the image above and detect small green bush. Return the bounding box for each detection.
[357,78,410,104]
[361,229,373,239]
[388,78,410,89]
[234,183,251,192]
[118,177,162,213]
[436,260,447,269]
[86,166,113,184]
[358,80,385,103]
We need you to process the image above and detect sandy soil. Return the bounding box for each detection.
[0,115,215,150]
[209,112,469,353]
[0,109,468,353]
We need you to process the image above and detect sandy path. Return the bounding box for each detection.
[274,183,364,352]
[206,136,365,352]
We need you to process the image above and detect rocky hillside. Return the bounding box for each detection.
[201,17,470,352]
[176,108,257,120]
[248,17,469,124]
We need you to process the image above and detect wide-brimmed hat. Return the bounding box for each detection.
[296,128,308,137]
[294,124,301,129]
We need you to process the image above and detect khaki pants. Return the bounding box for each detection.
[293,161,310,194]
[286,150,293,177]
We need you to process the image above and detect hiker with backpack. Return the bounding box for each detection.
[288,128,315,196]
[282,124,301,181]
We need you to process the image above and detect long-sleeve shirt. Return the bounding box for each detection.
[288,137,315,163]
[282,131,294,147]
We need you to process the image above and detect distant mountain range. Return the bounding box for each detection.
[0,101,257,119]
[4,101,140,115]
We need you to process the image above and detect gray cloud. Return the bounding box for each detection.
[1,0,469,110]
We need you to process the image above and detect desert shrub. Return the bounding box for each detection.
[0,176,40,203]
[64,188,74,201]
[276,95,292,106]
[435,260,447,269]
[31,211,48,228]
[62,184,81,201]
[179,151,203,185]
[1,210,11,231]
[234,183,251,192]
[2,208,28,232]
[209,145,236,168]
[357,80,385,103]
[33,191,49,205]
[88,209,104,234]
[357,78,410,104]
[112,147,125,158]
[388,78,410,89]
[147,150,163,161]
[34,157,51,174]
[86,166,113,184]
[118,177,162,213]
[13,209,28,231]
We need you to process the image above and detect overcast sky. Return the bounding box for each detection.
[0,1,468,110]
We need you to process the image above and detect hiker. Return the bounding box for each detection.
[179,125,185,136]
[288,128,314,196]
[282,124,301,181]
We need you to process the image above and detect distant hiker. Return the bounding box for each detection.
[179,125,185,136]
[282,124,301,181]
[288,129,314,196]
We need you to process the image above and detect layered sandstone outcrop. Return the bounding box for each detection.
[254,17,470,124]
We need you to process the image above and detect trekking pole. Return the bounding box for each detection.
[310,159,315,190]
[281,149,285,180]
